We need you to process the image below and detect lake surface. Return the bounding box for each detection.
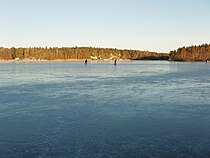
[0,61,210,158]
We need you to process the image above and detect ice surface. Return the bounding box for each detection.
[0,61,210,157]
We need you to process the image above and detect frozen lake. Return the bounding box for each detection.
[0,61,210,158]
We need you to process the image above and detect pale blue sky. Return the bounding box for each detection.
[0,0,210,52]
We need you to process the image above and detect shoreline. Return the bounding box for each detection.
[0,59,129,63]
[0,59,208,63]
[0,59,90,62]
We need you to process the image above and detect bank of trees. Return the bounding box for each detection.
[0,47,168,60]
[1,44,210,61]
[169,44,210,61]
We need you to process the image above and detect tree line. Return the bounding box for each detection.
[1,44,209,61]
[169,44,210,61]
[0,47,169,61]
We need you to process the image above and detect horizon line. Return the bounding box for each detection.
[1,43,210,54]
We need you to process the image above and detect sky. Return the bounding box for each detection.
[0,0,210,53]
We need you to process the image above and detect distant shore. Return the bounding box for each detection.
[0,45,209,62]
[0,59,85,62]
[0,59,209,63]
[0,59,132,63]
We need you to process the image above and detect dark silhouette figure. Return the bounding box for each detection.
[84,59,87,65]
[114,59,117,65]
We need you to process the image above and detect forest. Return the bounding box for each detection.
[169,44,210,61]
[0,44,210,61]
[0,47,168,61]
